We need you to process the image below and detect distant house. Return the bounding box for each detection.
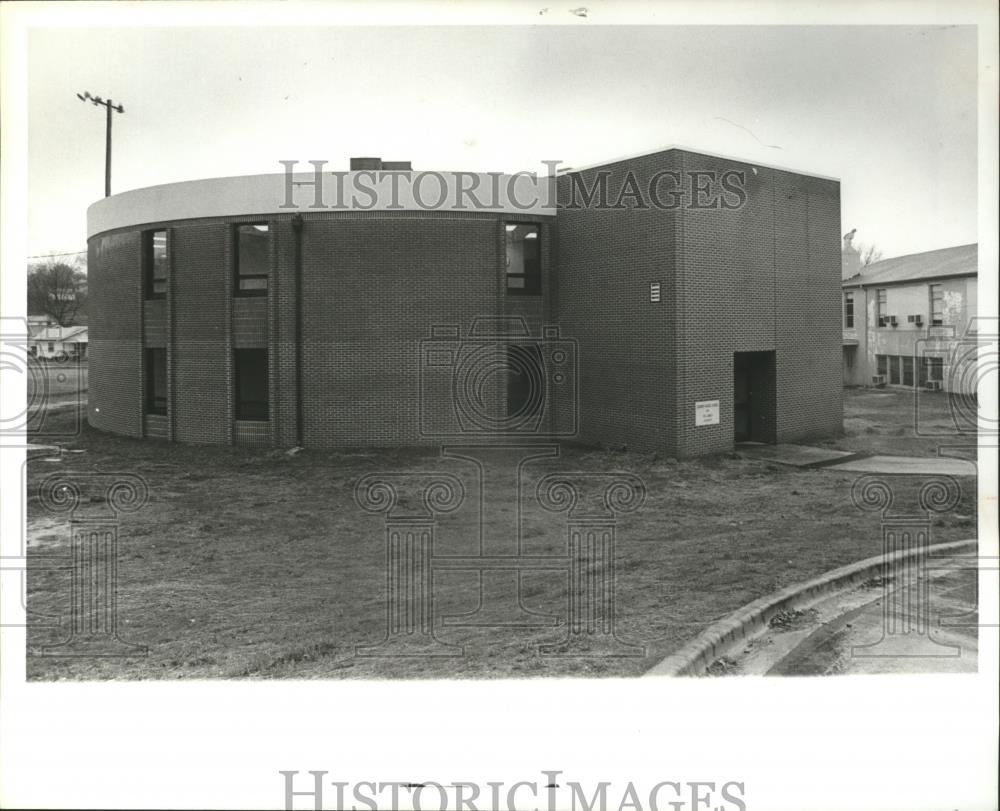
[27,315,55,337]
[841,243,977,392]
[29,325,88,360]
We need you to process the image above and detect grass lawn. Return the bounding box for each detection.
[31,358,87,401]
[820,387,978,458]
[25,387,978,680]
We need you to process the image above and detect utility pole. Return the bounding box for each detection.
[76,91,124,197]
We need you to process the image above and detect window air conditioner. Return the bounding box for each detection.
[872,375,886,387]
[924,380,943,392]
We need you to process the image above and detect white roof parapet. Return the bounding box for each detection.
[88,170,559,237]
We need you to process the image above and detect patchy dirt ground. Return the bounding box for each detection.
[820,387,977,458]
[24,390,978,680]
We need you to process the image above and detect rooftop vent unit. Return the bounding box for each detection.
[349,157,412,171]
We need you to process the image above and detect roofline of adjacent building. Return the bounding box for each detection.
[868,242,977,265]
[842,270,978,289]
[559,145,840,183]
[841,242,978,288]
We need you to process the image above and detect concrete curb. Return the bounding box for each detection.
[643,538,978,677]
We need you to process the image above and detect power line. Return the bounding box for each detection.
[27,250,87,260]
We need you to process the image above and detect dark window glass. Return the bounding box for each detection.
[236,224,270,296]
[918,356,943,386]
[876,289,887,326]
[505,223,541,295]
[928,356,944,381]
[844,292,855,328]
[145,348,167,415]
[889,356,901,385]
[877,355,888,376]
[506,344,545,421]
[234,348,268,420]
[929,284,944,325]
[144,230,167,299]
[902,355,914,386]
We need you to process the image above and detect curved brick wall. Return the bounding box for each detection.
[87,209,554,447]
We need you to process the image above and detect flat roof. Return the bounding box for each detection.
[88,146,838,238]
[560,145,840,183]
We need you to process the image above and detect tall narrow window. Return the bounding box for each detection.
[234,348,269,420]
[235,224,270,296]
[843,292,855,328]
[902,355,914,387]
[889,355,901,385]
[876,355,888,377]
[876,289,887,326]
[145,348,167,415]
[928,356,944,381]
[505,223,541,295]
[143,230,167,299]
[929,283,944,325]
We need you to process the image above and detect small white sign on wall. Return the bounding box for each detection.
[695,400,720,426]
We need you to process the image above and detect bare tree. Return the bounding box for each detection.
[27,259,87,326]
[858,242,883,267]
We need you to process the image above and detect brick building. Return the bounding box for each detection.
[86,148,843,456]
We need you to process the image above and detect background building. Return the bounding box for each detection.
[28,324,88,360]
[841,243,978,391]
[86,148,843,456]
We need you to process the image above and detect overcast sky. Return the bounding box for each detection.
[27,24,977,260]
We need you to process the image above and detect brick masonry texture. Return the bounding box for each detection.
[87,149,842,456]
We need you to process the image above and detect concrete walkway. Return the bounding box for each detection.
[736,443,859,468]
[825,454,978,476]
[737,443,977,476]
[718,562,978,676]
